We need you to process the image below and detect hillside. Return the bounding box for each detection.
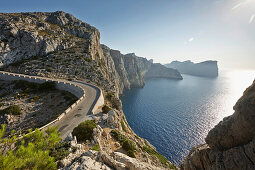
[0,11,179,169]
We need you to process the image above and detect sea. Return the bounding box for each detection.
[120,69,255,165]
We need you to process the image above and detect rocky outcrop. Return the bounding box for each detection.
[145,63,182,80]
[181,80,255,170]
[165,60,218,77]
[61,150,170,170]
[109,49,182,91]
[0,11,99,67]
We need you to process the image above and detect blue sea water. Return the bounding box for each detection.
[121,70,255,165]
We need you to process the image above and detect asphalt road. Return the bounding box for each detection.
[50,81,101,139]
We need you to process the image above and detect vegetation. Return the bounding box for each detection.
[62,91,78,105]
[143,145,177,169]
[85,57,92,62]
[121,120,127,132]
[13,80,56,93]
[0,125,62,169]
[91,144,100,151]
[110,130,136,158]
[30,95,39,102]
[102,105,111,114]
[0,105,22,115]
[72,120,97,142]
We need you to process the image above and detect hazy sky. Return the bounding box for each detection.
[1,0,255,69]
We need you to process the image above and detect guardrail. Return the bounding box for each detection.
[0,71,86,131]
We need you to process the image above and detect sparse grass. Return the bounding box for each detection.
[72,120,97,142]
[92,144,100,151]
[0,105,22,115]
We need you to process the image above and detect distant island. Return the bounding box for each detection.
[165,60,219,77]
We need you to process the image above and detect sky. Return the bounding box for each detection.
[1,0,255,70]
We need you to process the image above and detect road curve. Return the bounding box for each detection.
[0,71,103,139]
[50,81,102,138]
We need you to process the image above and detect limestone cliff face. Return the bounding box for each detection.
[145,63,183,79]
[181,80,255,170]
[165,60,218,77]
[109,49,182,92]
[0,11,99,67]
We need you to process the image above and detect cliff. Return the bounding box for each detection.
[181,80,255,170]
[0,11,178,169]
[165,60,218,77]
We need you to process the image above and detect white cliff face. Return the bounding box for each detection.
[0,12,79,66]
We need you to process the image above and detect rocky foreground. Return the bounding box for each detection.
[181,80,255,170]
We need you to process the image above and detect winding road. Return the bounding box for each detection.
[0,71,104,139]
[51,81,102,138]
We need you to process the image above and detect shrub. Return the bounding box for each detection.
[110,130,136,158]
[0,105,22,115]
[142,145,176,169]
[30,95,39,102]
[13,80,56,93]
[121,120,127,132]
[110,130,127,143]
[38,82,56,92]
[92,144,100,151]
[72,120,97,142]
[122,140,136,152]
[0,125,61,170]
[127,150,135,158]
[102,105,111,114]
[85,57,92,62]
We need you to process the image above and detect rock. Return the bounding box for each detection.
[206,80,255,150]
[145,63,182,80]
[107,110,118,128]
[165,60,218,77]
[181,80,255,170]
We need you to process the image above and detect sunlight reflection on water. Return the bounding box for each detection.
[121,69,255,165]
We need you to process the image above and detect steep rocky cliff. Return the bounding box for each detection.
[165,60,218,77]
[181,80,255,170]
[0,11,179,169]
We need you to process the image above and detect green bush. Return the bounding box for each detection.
[13,80,56,93]
[85,57,92,62]
[30,95,39,102]
[38,82,56,92]
[142,145,176,169]
[110,130,127,143]
[0,105,22,115]
[110,130,136,158]
[122,140,136,152]
[92,144,100,151]
[102,105,111,114]
[127,150,135,158]
[121,120,127,132]
[72,120,97,142]
[0,125,61,170]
